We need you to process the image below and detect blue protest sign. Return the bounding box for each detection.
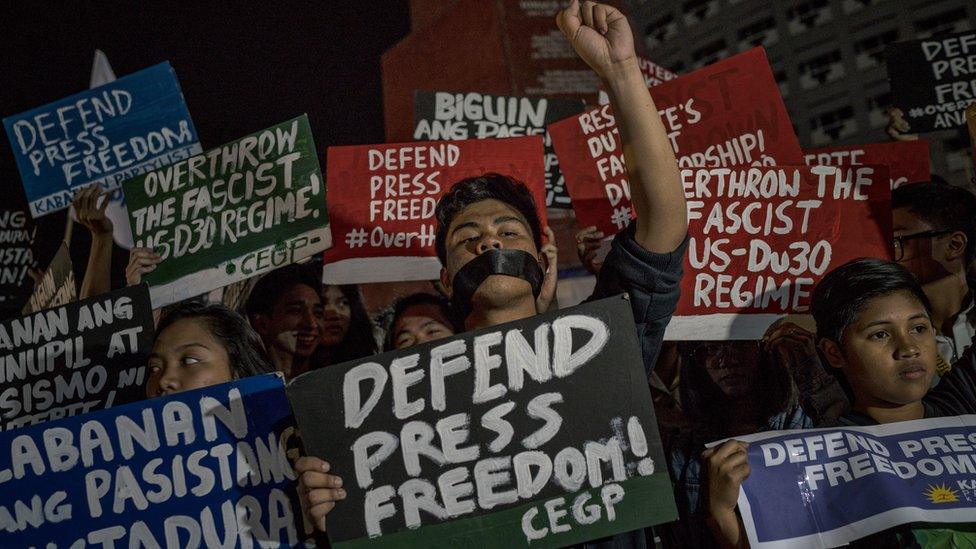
[732,415,976,548]
[0,374,303,548]
[3,62,201,218]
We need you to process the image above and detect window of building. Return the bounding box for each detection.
[810,106,858,145]
[774,70,790,98]
[943,136,973,172]
[842,0,881,14]
[798,50,845,90]
[645,14,679,49]
[913,8,971,38]
[737,17,779,49]
[854,29,899,70]
[866,91,892,128]
[683,0,721,26]
[787,0,832,35]
[692,40,728,68]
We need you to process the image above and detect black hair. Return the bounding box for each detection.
[312,284,378,368]
[155,301,274,380]
[811,258,932,345]
[892,181,976,264]
[434,173,542,266]
[244,263,321,318]
[382,292,461,351]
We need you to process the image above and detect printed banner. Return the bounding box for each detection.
[323,136,547,283]
[3,62,201,218]
[1,284,154,431]
[886,31,976,133]
[287,296,678,549]
[0,374,303,548]
[597,56,677,104]
[665,165,892,340]
[124,115,330,308]
[413,91,584,208]
[22,241,75,315]
[0,208,36,310]
[804,141,931,189]
[550,47,803,236]
[732,415,976,549]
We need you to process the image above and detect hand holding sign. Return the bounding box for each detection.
[556,1,636,82]
[72,184,113,236]
[125,247,161,286]
[296,456,346,532]
[702,440,751,547]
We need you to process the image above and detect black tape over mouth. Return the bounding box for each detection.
[450,249,543,320]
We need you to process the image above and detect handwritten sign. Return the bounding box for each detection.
[665,165,892,340]
[804,141,931,189]
[3,62,201,217]
[550,47,803,236]
[413,91,583,208]
[1,284,153,431]
[288,296,677,548]
[0,208,35,310]
[324,136,547,283]
[0,374,302,547]
[886,31,976,132]
[123,115,330,308]
[21,241,75,315]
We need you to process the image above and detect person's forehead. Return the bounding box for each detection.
[450,199,528,229]
[275,283,320,306]
[892,207,932,232]
[154,317,217,351]
[852,291,926,327]
[396,303,451,332]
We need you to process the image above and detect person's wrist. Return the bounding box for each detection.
[601,57,642,91]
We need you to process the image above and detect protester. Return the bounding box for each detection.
[704,258,976,547]
[892,182,976,367]
[146,301,274,398]
[244,264,324,380]
[295,2,690,542]
[382,291,460,351]
[310,283,379,367]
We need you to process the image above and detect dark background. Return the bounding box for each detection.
[0,2,411,312]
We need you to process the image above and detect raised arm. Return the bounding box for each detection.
[74,185,114,299]
[557,0,686,252]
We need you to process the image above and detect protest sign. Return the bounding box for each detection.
[1,284,153,431]
[324,136,547,284]
[21,241,75,315]
[413,91,584,209]
[597,56,677,105]
[886,31,976,133]
[730,414,976,548]
[3,62,201,218]
[124,115,330,308]
[664,164,892,340]
[0,373,303,548]
[287,296,678,548]
[550,47,804,236]
[804,141,931,189]
[0,208,35,311]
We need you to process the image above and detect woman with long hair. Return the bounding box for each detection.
[310,284,378,368]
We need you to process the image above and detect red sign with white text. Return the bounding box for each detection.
[804,140,931,188]
[666,164,892,339]
[550,47,803,236]
[323,136,547,283]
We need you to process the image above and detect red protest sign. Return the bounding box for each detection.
[804,141,931,189]
[665,165,892,340]
[323,136,547,283]
[550,47,803,236]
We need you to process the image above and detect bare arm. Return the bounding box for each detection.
[557,1,686,252]
[74,185,114,299]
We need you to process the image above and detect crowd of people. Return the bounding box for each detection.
[6,1,976,547]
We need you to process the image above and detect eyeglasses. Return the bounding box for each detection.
[893,230,952,261]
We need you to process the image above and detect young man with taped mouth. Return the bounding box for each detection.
[295,0,689,544]
[704,259,976,548]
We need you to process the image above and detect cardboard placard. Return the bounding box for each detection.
[597,56,677,104]
[0,284,154,431]
[886,31,976,133]
[123,115,331,308]
[22,241,75,315]
[0,208,36,311]
[731,415,976,549]
[287,296,678,548]
[550,47,803,236]
[665,165,892,340]
[0,374,303,547]
[3,62,202,218]
[803,140,931,189]
[413,91,584,208]
[323,136,547,284]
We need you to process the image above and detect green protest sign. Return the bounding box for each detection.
[123,115,330,307]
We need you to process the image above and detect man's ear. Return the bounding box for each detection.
[944,231,967,263]
[818,338,846,370]
[440,268,452,298]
